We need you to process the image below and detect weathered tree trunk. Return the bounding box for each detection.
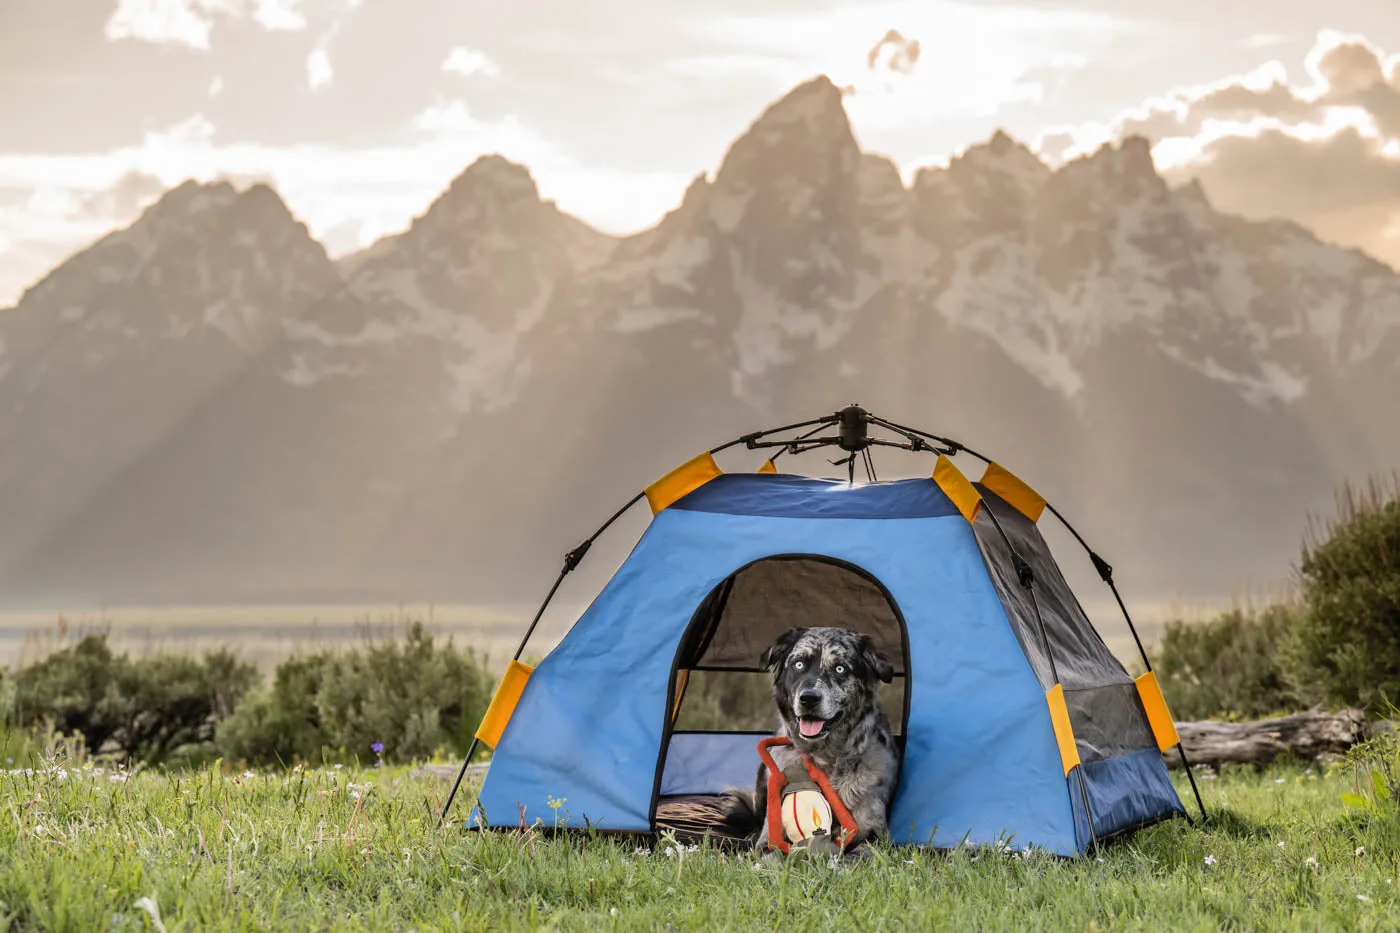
[1166,709,1370,769]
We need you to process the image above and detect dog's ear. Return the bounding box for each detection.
[760,628,805,672]
[858,634,896,684]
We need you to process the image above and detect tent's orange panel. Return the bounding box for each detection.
[757,459,778,474]
[980,462,1047,523]
[1046,684,1081,776]
[933,455,982,523]
[474,659,535,748]
[1135,672,1181,752]
[645,452,722,514]
[672,669,691,722]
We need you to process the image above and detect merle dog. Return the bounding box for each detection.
[722,626,900,860]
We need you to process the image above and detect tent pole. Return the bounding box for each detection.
[439,490,646,826]
[442,414,836,827]
[1041,502,1208,823]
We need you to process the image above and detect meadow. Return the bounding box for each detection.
[1,752,1396,932]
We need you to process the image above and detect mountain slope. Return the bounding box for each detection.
[0,77,1397,607]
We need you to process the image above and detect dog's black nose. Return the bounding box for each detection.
[798,689,820,709]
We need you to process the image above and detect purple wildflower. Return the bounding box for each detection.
[371,741,385,756]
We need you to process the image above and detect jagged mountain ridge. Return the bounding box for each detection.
[0,75,1396,607]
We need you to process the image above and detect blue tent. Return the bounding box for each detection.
[455,409,1198,856]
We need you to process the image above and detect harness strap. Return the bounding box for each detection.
[755,736,859,854]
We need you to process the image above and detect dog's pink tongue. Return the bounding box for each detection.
[798,718,825,737]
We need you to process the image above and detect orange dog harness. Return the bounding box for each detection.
[755,735,859,854]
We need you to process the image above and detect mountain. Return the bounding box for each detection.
[0,75,1396,609]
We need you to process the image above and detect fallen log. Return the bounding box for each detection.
[1167,709,1371,770]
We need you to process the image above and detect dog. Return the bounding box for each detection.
[721,626,900,860]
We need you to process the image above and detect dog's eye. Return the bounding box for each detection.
[793,660,805,671]
[835,664,846,675]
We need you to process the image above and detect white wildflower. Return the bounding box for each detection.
[1356,846,1366,858]
[1204,855,1218,867]
[1277,841,1286,848]
[243,770,255,779]
[1358,894,1373,903]
[1306,856,1319,868]
[134,896,167,933]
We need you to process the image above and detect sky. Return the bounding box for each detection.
[2,0,1400,305]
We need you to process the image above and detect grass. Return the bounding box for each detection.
[2,756,1398,932]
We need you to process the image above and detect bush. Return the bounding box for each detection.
[218,622,494,765]
[11,635,258,764]
[1153,604,1302,720]
[1284,474,1400,710]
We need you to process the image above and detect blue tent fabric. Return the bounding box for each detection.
[471,472,1184,855]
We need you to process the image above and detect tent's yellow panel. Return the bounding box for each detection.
[757,459,778,474]
[1135,672,1182,752]
[645,452,723,514]
[980,462,1047,523]
[933,455,982,523]
[1046,684,1081,776]
[475,659,536,748]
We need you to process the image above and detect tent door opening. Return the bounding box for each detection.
[649,555,911,830]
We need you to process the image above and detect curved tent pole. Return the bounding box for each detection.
[875,416,1208,824]
[1039,502,1209,823]
[439,490,645,825]
[440,415,837,825]
[863,412,1206,822]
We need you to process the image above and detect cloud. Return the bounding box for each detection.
[208,76,225,98]
[0,105,687,305]
[442,46,500,80]
[307,47,333,90]
[699,1,1130,129]
[104,0,307,51]
[80,170,167,218]
[1039,30,1400,269]
[866,29,920,76]
[0,170,168,306]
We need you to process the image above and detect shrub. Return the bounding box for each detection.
[12,635,258,763]
[1283,474,1400,710]
[1153,604,1302,720]
[218,622,494,765]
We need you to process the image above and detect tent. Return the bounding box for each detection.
[446,406,1203,856]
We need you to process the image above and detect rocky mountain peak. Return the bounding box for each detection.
[709,75,861,214]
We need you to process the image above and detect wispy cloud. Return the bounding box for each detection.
[1038,30,1400,268]
[0,104,686,305]
[442,47,500,80]
[696,0,1131,129]
[104,0,309,51]
[307,47,333,90]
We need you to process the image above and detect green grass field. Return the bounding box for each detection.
[1,753,1396,932]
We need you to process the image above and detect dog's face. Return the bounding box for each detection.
[760,626,894,749]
